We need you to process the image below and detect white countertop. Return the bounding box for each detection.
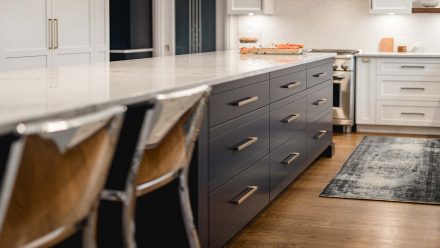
[0,50,335,130]
[356,52,440,58]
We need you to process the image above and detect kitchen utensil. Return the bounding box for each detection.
[398,46,408,53]
[419,0,440,7]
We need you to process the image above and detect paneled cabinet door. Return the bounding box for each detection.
[0,0,53,71]
[356,57,377,125]
[227,0,273,14]
[369,0,412,14]
[51,0,94,66]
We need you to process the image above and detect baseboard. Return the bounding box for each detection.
[357,125,440,136]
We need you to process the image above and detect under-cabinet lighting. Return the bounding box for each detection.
[248,12,255,16]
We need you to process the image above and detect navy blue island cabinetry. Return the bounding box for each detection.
[193,58,334,248]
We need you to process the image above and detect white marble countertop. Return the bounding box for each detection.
[0,50,335,130]
[356,52,440,58]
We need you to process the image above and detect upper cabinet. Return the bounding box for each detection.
[369,0,412,14]
[227,0,274,15]
[0,0,109,72]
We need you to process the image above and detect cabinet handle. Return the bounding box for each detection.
[281,81,301,89]
[48,19,53,49]
[232,137,258,152]
[401,87,425,91]
[231,96,259,107]
[401,113,425,116]
[281,153,300,165]
[54,19,59,49]
[401,65,425,70]
[313,99,328,106]
[282,114,301,123]
[314,130,328,140]
[313,72,328,78]
[362,58,371,62]
[231,186,258,205]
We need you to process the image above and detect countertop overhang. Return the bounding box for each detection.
[0,51,335,131]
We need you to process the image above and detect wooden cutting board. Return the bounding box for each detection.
[240,47,303,55]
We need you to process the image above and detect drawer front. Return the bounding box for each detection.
[270,70,307,102]
[307,80,333,122]
[209,157,269,248]
[376,100,440,127]
[209,108,269,191]
[270,131,306,201]
[209,80,269,127]
[307,63,332,88]
[306,112,332,163]
[270,95,307,150]
[377,58,440,76]
[377,75,440,101]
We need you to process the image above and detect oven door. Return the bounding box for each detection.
[333,71,353,126]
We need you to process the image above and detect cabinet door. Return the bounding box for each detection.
[228,0,271,14]
[51,0,94,66]
[370,0,412,14]
[94,0,109,62]
[0,0,52,71]
[356,57,377,125]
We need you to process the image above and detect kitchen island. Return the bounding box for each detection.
[0,50,335,247]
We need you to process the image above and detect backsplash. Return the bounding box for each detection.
[236,0,440,52]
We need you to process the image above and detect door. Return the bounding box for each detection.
[51,0,94,66]
[0,0,53,71]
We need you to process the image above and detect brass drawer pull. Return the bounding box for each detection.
[48,19,53,49]
[401,87,425,91]
[281,81,301,89]
[362,58,371,62]
[401,112,425,116]
[54,18,59,49]
[401,65,425,70]
[313,99,328,106]
[282,114,301,123]
[313,72,328,78]
[281,153,300,165]
[231,186,258,205]
[314,130,328,140]
[231,96,259,107]
[232,137,258,152]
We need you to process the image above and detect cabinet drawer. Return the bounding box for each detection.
[209,157,269,248]
[307,80,333,122]
[377,58,440,76]
[270,70,307,102]
[270,93,307,150]
[377,75,440,101]
[306,112,332,163]
[307,63,332,88]
[270,131,306,201]
[209,80,269,127]
[209,107,269,191]
[376,100,440,127]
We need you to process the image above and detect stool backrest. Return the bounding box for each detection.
[0,106,125,248]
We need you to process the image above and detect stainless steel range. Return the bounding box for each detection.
[309,49,360,132]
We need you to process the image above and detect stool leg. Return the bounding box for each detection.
[178,167,201,248]
[83,207,98,248]
[122,186,137,248]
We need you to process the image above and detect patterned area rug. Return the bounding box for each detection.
[320,136,440,205]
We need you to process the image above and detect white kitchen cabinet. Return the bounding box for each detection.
[227,0,274,15]
[369,0,412,14]
[0,0,109,72]
[356,57,377,125]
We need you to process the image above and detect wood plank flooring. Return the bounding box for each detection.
[228,132,440,248]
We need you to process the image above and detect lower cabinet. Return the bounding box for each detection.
[198,59,334,248]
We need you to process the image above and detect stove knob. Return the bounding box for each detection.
[341,63,349,71]
[333,64,338,70]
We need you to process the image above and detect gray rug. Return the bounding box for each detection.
[320,136,440,205]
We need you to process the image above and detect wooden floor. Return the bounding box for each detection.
[228,132,440,248]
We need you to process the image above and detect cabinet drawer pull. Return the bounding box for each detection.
[54,18,59,49]
[401,65,425,70]
[313,72,328,78]
[48,19,53,49]
[401,87,425,91]
[232,137,258,152]
[231,186,258,205]
[314,130,328,140]
[281,81,301,89]
[401,112,425,116]
[231,96,259,107]
[282,114,301,123]
[281,153,300,165]
[313,99,328,106]
[362,58,371,62]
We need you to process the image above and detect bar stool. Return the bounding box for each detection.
[100,85,210,248]
[0,105,126,248]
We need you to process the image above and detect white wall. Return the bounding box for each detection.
[236,0,440,52]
